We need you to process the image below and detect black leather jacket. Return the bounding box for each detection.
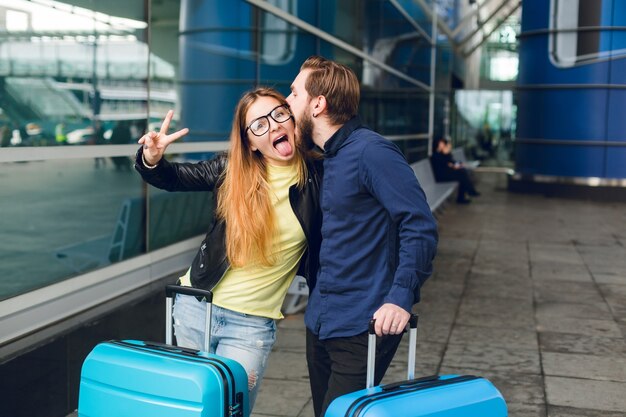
[134,148,321,292]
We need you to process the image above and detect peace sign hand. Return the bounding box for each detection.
[138,110,189,166]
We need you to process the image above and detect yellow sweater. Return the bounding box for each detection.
[180,163,306,319]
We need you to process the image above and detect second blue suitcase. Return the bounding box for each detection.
[78,285,249,417]
[325,316,507,417]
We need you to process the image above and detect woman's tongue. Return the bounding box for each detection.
[274,139,293,156]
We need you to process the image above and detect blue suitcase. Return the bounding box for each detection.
[325,316,507,417]
[78,285,249,417]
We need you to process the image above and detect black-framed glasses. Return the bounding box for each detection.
[245,104,292,137]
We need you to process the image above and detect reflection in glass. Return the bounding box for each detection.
[0,0,171,148]
[0,0,176,301]
[0,158,145,301]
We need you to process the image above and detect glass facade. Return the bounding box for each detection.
[0,0,458,302]
[0,2,528,416]
[0,0,462,343]
[0,0,154,301]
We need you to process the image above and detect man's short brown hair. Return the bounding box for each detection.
[301,56,360,125]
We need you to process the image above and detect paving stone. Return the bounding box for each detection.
[469,270,532,287]
[433,238,478,259]
[577,246,626,265]
[542,352,626,382]
[448,324,538,351]
[407,315,452,344]
[440,366,545,406]
[473,255,529,270]
[392,340,446,370]
[474,251,528,265]
[548,405,626,417]
[505,402,547,417]
[480,240,529,253]
[572,236,623,247]
[531,264,593,283]
[535,316,623,338]
[539,332,626,356]
[381,360,439,383]
[587,263,626,277]
[599,283,626,321]
[295,400,315,417]
[253,378,311,417]
[529,248,584,267]
[420,279,465,299]
[471,261,530,277]
[432,254,472,272]
[545,376,626,413]
[464,274,534,301]
[594,273,626,285]
[428,267,468,286]
[414,295,461,327]
[264,350,309,382]
[535,301,613,321]
[533,281,606,305]
[456,296,536,330]
[442,343,541,374]
[588,263,626,276]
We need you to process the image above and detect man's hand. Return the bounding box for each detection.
[372,303,410,336]
[138,110,189,166]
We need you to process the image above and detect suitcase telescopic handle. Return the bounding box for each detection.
[366,314,418,389]
[165,285,213,352]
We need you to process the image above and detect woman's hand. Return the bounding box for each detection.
[138,110,189,166]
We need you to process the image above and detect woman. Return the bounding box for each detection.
[135,88,321,410]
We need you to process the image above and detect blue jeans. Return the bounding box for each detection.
[172,293,276,411]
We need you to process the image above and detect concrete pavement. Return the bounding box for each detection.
[252,172,626,417]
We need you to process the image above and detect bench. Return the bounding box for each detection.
[282,275,309,315]
[410,159,458,212]
[452,147,480,170]
[56,191,213,273]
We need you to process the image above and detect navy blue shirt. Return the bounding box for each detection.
[304,117,438,340]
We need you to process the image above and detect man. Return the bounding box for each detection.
[430,137,479,204]
[286,56,438,417]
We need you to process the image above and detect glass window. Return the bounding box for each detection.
[549,0,625,67]
[0,0,154,300]
[0,158,145,300]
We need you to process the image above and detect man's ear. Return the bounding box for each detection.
[312,95,327,118]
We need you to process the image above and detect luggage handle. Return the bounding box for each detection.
[165,285,213,352]
[380,375,439,391]
[138,341,201,356]
[366,314,418,389]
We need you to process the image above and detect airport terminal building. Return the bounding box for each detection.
[1,1,625,416]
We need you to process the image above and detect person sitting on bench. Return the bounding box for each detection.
[430,137,480,204]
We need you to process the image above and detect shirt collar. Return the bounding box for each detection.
[323,116,365,157]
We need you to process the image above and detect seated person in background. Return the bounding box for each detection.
[430,137,479,204]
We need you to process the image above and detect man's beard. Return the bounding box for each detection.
[298,111,315,151]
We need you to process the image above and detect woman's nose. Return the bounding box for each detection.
[268,118,280,131]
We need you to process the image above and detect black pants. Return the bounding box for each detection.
[440,168,477,201]
[306,328,403,417]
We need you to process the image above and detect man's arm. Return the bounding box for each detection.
[360,139,438,335]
